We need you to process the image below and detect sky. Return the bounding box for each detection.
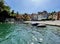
[5,0,60,14]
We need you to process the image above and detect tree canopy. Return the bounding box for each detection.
[0,0,10,12]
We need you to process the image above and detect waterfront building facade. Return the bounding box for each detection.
[57,11,60,20]
[37,11,48,20]
[52,13,57,20]
[31,13,38,21]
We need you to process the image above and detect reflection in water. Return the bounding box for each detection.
[0,23,60,44]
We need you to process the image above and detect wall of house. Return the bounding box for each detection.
[57,12,60,20]
[38,15,42,20]
[53,13,57,20]
[31,14,38,21]
[38,14,48,20]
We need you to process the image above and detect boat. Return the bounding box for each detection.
[37,23,46,27]
[31,23,38,26]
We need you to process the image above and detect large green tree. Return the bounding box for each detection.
[10,10,16,16]
[0,0,4,11]
[3,5,10,12]
[0,0,10,12]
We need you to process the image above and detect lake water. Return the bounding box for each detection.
[0,23,60,44]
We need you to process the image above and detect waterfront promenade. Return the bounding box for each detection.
[24,20,60,26]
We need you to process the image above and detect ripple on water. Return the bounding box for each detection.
[0,24,60,44]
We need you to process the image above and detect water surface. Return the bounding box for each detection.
[0,23,60,44]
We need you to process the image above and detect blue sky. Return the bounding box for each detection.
[5,0,60,14]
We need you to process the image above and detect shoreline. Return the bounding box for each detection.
[0,20,60,27]
[24,20,60,27]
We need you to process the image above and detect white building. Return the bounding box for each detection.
[37,11,48,20]
[31,11,48,21]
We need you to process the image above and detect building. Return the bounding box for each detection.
[37,11,48,20]
[57,11,60,20]
[52,13,57,20]
[31,13,38,21]
[16,14,24,21]
[31,11,48,21]
[48,11,60,20]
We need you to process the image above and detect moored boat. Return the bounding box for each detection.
[31,23,38,26]
[37,23,46,27]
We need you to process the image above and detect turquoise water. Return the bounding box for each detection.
[0,23,60,44]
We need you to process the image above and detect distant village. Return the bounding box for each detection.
[0,10,60,23]
[11,11,60,21]
[15,11,60,21]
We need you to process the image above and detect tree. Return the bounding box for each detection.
[23,13,31,21]
[0,0,10,12]
[0,10,10,22]
[11,10,14,14]
[51,11,56,20]
[10,10,14,16]
[3,5,10,12]
[11,10,16,16]
[43,11,47,13]
[16,11,19,15]
[38,12,41,14]
[0,0,4,6]
[0,0,4,11]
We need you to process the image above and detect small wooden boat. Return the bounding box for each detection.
[37,23,46,27]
